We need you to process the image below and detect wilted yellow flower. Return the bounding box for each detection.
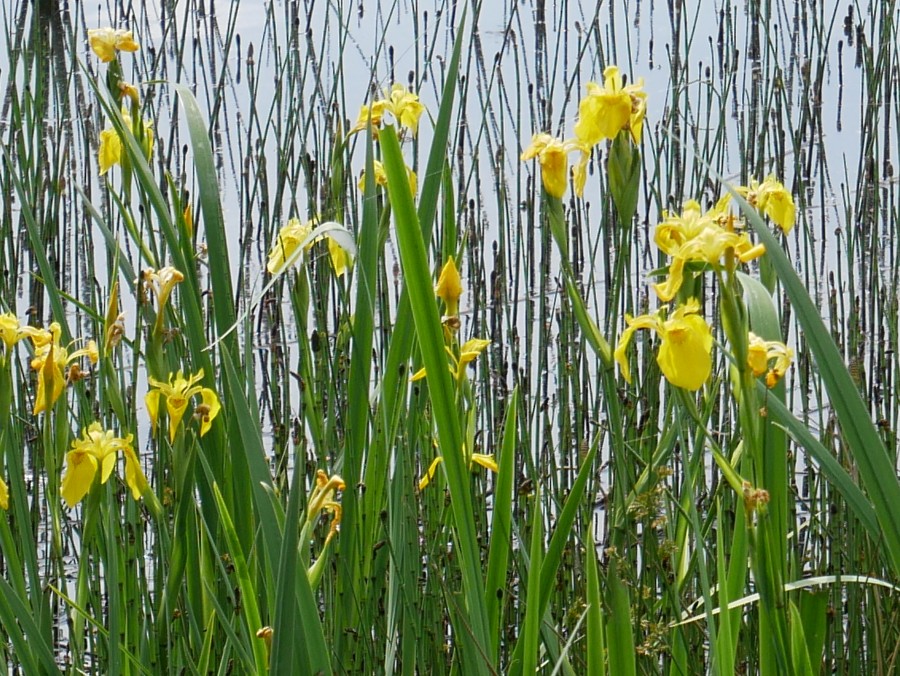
[747,332,794,387]
[615,299,713,391]
[520,133,588,198]
[146,369,221,442]
[652,200,766,302]
[738,176,796,233]
[142,266,184,313]
[87,27,140,62]
[418,444,498,491]
[357,159,418,195]
[436,257,463,318]
[574,66,647,145]
[306,470,344,543]
[98,108,155,175]
[267,217,351,277]
[60,422,147,507]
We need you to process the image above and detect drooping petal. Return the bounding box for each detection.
[614,314,663,384]
[123,448,148,500]
[418,456,444,491]
[656,312,713,391]
[145,389,161,433]
[61,451,99,508]
[98,127,122,175]
[470,453,499,474]
[197,388,221,437]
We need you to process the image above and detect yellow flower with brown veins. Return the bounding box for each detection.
[60,422,148,507]
[615,299,713,391]
[574,65,647,145]
[87,27,140,62]
[747,332,794,387]
[146,369,221,442]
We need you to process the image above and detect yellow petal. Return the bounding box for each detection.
[98,127,122,175]
[657,312,712,390]
[198,388,221,437]
[123,448,148,500]
[0,476,8,510]
[145,389,161,434]
[418,456,444,491]
[470,453,499,474]
[61,451,99,508]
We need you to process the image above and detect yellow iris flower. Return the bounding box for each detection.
[87,27,140,62]
[357,159,418,195]
[419,444,499,491]
[652,200,766,302]
[520,133,589,198]
[25,323,98,414]
[267,217,351,277]
[737,176,796,233]
[98,108,155,175]
[348,84,427,137]
[146,369,221,442]
[615,299,713,391]
[410,337,491,383]
[574,65,647,145]
[747,332,794,387]
[60,423,148,507]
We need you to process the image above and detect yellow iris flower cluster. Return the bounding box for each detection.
[521,65,647,198]
[60,423,148,507]
[266,217,351,277]
[348,84,427,137]
[652,179,795,302]
[616,178,796,391]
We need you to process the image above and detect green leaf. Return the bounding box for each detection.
[736,188,900,576]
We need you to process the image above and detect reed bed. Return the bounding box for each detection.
[0,0,899,673]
